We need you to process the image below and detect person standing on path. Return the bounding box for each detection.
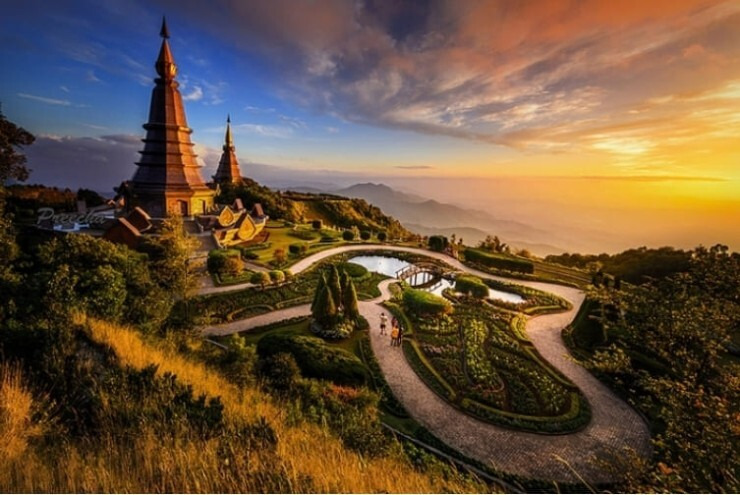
[397,325,404,346]
[379,312,388,335]
[390,326,399,346]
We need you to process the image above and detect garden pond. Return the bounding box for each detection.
[349,255,524,304]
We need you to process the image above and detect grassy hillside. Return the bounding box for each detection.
[0,314,484,493]
[217,180,410,239]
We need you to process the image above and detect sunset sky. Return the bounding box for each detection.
[1,0,739,252]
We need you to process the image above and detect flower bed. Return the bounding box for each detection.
[401,298,591,433]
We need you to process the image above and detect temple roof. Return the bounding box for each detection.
[131,18,211,194]
[213,115,243,185]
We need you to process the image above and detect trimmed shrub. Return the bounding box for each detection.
[428,235,449,252]
[257,334,368,386]
[337,262,368,278]
[242,250,259,260]
[269,270,285,285]
[360,230,371,241]
[311,219,323,230]
[342,230,355,241]
[207,249,242,277]
[464,248,534,274]
[402,288,453,316]
[377,232,387,242]
[250,271,271,288]
[288,243,307,255]
[455,275,489,299]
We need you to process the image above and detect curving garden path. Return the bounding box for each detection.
[199,245,651,483]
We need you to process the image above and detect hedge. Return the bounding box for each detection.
[402,288,453,316]
[336,261,368,278]
[463,248,534,274]
[257,333,368,386]
[428,235,449,252]
[207,249,242,276]
[455,275,489,299]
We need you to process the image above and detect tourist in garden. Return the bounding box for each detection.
[379,312,388,335]
[390,326,399,346]
[397,325,404,346]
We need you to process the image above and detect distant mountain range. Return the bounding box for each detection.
[288,182,566,256]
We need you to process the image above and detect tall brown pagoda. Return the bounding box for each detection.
[213,115,243,185]
[127,18,214,218]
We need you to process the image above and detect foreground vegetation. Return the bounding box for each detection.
[563,245,739,492]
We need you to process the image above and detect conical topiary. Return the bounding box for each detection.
[313,283,337,325]
[311,273,327,313]
[342,276,360,321]
[327,265,343,311]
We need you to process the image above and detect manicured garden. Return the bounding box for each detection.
[185,257,385,324]
[396,287,590,433]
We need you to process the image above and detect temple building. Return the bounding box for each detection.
[45,19,270,251]
[197,198,268,248]
[212,115,243,185]
[124,18,215,218]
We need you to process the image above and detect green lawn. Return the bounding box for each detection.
[245,221,374,266]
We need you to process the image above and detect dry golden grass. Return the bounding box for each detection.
[0,363,44,463]
[0,314,486,493]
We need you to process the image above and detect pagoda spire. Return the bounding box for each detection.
[213,114,243,185]
[225,114,233,147]
[127,18,215,218]
[160,16,170,38]
[155,17,176,81]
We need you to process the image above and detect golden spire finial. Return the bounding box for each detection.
[225,115,233,148]
[155,18,177,80]
[160,16,170,39]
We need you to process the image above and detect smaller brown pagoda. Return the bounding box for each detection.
[212,115,243,185]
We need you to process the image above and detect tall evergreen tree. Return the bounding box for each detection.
[327,265,342,310]
[311,273,327,313]
[342,276,359,321]
[313,283,337,325]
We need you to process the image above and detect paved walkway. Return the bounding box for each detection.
[198,244,651,483]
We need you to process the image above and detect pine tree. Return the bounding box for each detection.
[327,264,342,311]
[313,283,337,325]
[311,273,327,313]
[340,270,351,297]
[342,276,360,321]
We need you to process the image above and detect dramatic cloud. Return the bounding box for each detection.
[155,0,740,157]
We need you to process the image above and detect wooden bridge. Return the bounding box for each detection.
[395,262,452,288]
